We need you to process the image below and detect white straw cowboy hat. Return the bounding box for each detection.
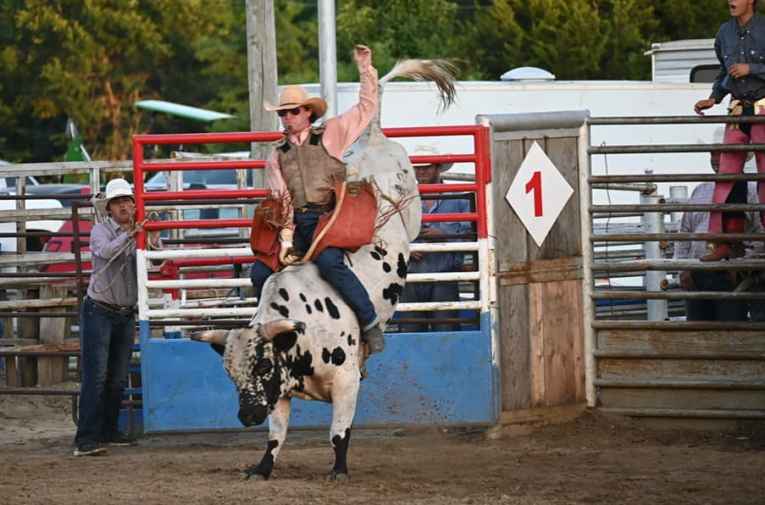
[264,85,328,119]
[410,144,454,172]
[104,178,134,204]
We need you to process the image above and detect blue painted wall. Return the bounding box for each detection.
[139,315,497,432]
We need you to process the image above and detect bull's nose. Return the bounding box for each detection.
[238,405,268,427]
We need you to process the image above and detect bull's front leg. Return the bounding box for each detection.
[327,369,361,481]
[244,398,291,480]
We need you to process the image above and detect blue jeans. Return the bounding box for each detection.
[399,281,461,332]
[250,210,377,328]
[75,297,135,445]
[685,271,748,322]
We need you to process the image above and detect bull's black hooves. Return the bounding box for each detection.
[243,468,269,481]
[326,471,349,482]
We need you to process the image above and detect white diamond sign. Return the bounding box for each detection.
[505,141,573,247]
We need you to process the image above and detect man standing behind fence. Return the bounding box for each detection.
[73,178,155,456]
[674,148,760,321]
[398,145,471,332]
[694,0,765,261]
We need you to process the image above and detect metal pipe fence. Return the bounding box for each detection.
[583,115,765,416]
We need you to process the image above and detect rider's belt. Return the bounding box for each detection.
[295,203,333,214]
[89,296,135,316]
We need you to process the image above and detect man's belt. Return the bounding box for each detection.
[89,297,135,315]
[729,98,765,115]
[295,203,333,214]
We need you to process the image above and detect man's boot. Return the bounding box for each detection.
[701,215,746,261]
[362,324,385,355]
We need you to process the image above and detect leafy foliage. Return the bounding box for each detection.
[0,0,744,162]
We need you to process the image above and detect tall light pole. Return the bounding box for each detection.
[318,0,338,118]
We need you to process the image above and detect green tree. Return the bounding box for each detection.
[1,0,235,161]
[336,0,466,81]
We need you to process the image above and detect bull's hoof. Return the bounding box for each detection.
[243,467,269,481]
[326,470,349,482]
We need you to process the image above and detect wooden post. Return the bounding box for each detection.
[15,176,39,386]
[482,112,589,412]
[37,285,68,385]
[245,0,279,181]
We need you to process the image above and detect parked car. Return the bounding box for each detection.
[0,161,66,252]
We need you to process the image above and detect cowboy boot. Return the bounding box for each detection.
[701,215,746,261]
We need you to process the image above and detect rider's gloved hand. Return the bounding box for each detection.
[278,228,300,265]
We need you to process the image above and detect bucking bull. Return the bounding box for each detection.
[192,59,456,480]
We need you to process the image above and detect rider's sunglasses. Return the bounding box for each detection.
[277,107,303,118]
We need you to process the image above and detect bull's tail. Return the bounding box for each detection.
[379,59,457,112]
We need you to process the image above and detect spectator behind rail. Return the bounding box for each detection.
[674,147,761,321]
[398,145,471,332]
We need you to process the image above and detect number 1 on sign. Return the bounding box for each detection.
[525,171,543,217]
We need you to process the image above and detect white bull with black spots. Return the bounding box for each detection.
[193,60,456,480]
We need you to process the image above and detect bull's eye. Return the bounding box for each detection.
[253,359,272,375]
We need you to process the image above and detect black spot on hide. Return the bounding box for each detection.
[285,345,314,385]
[299,293,307,302]
[269,302,290,318]
[273,331,298,353]
[375,245,388,257]
[322,346,347,366]
[347,333,357,346]
[370,251,381,260]
[382,262,391,273]
[305,304,313,314]
[325,297,340,319]
[314,299,324,312]
[278,288,290,302]
[383,283,404,305]
[331,346,346,366]
[397,253,407,279]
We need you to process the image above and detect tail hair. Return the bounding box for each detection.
[379,59,457,112]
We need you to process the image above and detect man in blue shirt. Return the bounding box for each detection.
[694,0,765,261]
[399,146,472,332]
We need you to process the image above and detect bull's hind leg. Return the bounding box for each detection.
[327,369,361,481]
[244,398,291,480]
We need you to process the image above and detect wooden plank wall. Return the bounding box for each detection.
[493,134,585,411]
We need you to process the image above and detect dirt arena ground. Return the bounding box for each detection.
[1,392,763,505]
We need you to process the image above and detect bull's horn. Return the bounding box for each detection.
[190,329,230,346]
[257,319,306,341]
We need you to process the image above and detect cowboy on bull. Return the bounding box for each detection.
[249,44,385,354]
[694,0,765,261]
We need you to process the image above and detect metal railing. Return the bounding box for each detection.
[582,115,765,419]
[131,126,493,330]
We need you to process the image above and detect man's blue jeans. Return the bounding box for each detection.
[250,210,377,328]
[399,281,461,332]
[75,297,135,445]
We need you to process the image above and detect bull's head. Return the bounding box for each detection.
[192,319,306,427]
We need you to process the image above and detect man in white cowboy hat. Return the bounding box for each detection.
[250,45,387,353]
[74,178,155,456]
[398,145,472,332]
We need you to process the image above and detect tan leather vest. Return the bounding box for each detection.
[276,127,347,208]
